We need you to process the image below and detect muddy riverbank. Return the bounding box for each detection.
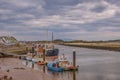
[0,58,54,80]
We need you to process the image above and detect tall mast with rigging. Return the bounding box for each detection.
[51,32,54,49]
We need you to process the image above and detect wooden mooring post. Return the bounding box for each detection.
[32,46,35,58]
[43,49,45,62]
[32,62,34,68]
[73,49,76,67]
[26,47,28,53]
[26,60,28,65]
[32,45,35,68]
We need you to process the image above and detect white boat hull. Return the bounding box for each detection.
[32,58,43,63]
[32,58,39,63]
[26,57,32,61]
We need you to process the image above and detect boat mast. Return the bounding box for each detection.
[52,32,54,49]
[46,30,48,49]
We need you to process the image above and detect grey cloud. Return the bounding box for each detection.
[91,5,106,13]
[0,0,45,8]
[0,0,120,40]
[107,0,120,6]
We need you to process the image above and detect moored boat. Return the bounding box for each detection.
[26,52,33,61]
[47,62,64,72]
[26,57,32,61]
[45,31,59,57]
[32,56,43,63]
[56,54,78,71]
[38,61,46,65]
[46,48,59,56]
[32,58,39,63]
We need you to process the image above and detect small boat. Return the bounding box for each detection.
[26,52,33,61]
[38,61,46,65]
[67,65,78,71]
[20,56,26,60]
[26,56,32,61]
[32,56,43,63]
[32,58,39,63]
[56,54,78,71]
[47,62,64,72]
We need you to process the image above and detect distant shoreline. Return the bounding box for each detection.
[61,42,120,52]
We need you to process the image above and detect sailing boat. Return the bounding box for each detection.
[32,31,59,64]
[45,32,59,57]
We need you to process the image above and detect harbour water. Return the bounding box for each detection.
[23,45,120,80]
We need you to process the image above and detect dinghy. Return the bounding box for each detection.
[47,62,64,72]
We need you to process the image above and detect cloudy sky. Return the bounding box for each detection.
[0,0,120,41]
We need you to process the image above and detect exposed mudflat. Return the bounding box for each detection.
[0,58,54,80]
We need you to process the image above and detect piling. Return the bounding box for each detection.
[19,56,21,59]
[43,65,46,73]
[32,46,34,58]
[32,62,34,68]
[26,61,28,65]
[32,46,35,53]
[43,49,45,61]
[73,49,76,67]
[26,47,28,53]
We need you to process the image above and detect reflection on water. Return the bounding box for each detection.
[22,60,77,80]
[43,65,45,73]
[47,71,77,80]
[22,45,120,80]
[73,71,76,80]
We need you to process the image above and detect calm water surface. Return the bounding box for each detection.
[23,45,120,80]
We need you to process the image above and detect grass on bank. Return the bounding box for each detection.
[7,49,27,55]
[63,42,120,51]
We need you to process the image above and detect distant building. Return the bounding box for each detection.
[0,36,18,45]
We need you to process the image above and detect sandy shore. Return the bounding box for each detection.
[0,58,54,80]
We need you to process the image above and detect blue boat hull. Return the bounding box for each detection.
[47,62,64,72]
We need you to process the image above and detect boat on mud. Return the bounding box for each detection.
[38,61,46,65]
[32,57,43,63]
[26,52,32,61]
